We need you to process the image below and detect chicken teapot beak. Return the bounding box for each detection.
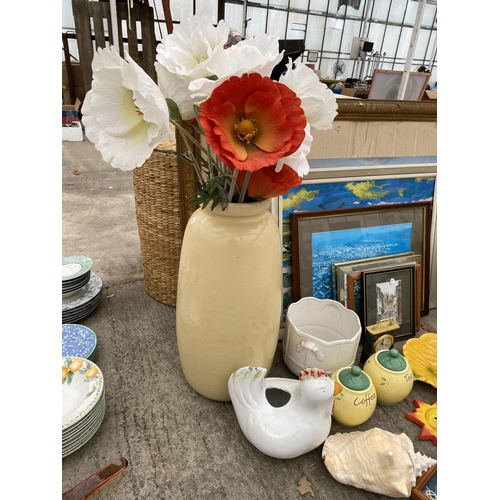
[333,381,343,397]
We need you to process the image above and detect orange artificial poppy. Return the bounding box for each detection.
[231,163,303,199]
[198,73,307,172]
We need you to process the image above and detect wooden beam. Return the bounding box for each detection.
[161,0,173,33]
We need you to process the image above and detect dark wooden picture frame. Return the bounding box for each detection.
[363,265,416,340]
[347,263,421,331]
[307,51,318,62]
[411,464,437,500]
[290,202,431,315]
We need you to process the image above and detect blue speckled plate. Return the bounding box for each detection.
[62,324,97,360]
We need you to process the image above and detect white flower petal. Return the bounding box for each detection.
[98,120,161,170]
[276,124,312,177]
[81,46,173,171]
[156,15,230,80]
[189,34,283,99]
[155,62,201,121]
[280,59,338,130]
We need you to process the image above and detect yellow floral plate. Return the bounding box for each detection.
[402,333,437,388]
[62,356,104,429]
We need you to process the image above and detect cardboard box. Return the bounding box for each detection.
[422,90,437,101]
[341,88,357,97]
[62,98,81,125]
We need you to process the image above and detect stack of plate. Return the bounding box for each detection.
[62,256,103,324]
[62,356,105,458]
[62,256,93,293]
[62,324,98,362]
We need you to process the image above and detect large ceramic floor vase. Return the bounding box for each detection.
[176,199,282,401]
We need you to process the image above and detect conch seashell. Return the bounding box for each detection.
[322,428,436,498]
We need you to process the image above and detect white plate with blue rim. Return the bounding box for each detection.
[62,324,97,361]
[62,256,94,282]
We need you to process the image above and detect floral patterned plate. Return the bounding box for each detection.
[62,356,104,429]
[62,290,102,324]
[62,273,102,312]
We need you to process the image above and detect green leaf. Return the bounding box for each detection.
[166,99,183,122]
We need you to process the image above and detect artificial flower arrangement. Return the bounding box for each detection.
[81,15,338,210]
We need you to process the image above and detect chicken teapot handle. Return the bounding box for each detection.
[295,340,325,362]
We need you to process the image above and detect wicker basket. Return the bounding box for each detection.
[133,125,198,306]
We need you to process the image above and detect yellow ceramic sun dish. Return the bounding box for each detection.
[402,333,437,388]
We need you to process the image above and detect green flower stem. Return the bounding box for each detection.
[227,169,240,202]
[153,149,191,164]
[174,124,205,182]
[166,117,253,205]
[238,171,252,203]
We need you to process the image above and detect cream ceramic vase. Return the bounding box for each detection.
[176,200,282,401]
[331,366,377,427]
[363,349,414,406]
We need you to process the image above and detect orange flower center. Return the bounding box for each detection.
[133,100,143,116]
[235,117,258,144]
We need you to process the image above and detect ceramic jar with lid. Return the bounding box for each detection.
[363,349,414,406]
[330,365,377,427]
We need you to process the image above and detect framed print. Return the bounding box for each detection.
[348,263,421,331]
[290,202,431,315]
[334,252,420,305]
[367,70,431,101]
[411,464,437,500]
[307,51,318,62]
[363,266,416,340]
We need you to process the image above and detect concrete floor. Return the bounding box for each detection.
[62,136,437,500]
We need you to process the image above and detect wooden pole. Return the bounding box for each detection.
[161,0,173,33]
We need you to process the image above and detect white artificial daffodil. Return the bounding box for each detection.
[276,123,313,177]
[81,46,173,171]
[279,59,338,130]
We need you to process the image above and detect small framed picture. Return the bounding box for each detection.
[334,252,420,305]
[363,265,416,340]
[411,464,437,500]
[307,51,318,62]
[348,264,421,331]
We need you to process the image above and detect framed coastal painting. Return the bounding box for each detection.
[290,202,431,315]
